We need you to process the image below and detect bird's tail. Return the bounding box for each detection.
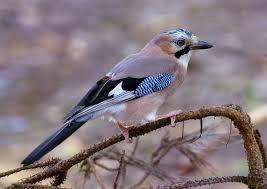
[21,91,136,166]
[21,119,88,166]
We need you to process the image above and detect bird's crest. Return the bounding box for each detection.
[163,28,193,37]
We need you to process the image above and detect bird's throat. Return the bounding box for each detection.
[176,50,192,69]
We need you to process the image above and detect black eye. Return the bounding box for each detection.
[176,39,185,46]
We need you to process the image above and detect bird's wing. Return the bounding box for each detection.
[63,75,145,122]
[108,54,178,79]
[69,73,174,122]
[64,55,178,123]
[63,76,110,122]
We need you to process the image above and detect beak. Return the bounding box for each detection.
[190,40,213,50]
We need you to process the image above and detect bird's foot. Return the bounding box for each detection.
[117,122,133,143]
[157,110,183,127]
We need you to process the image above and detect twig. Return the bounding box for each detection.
[0,158,60,178]
[225,120,233,148]
[155,176,248,189]
[177,124,240,161]
[101,149,172,181]
[199,118,203,138]
[94,162,119,172]
[176,146,215,174]
[79,159,91,179]
[120,137,140,189]
[119,164,126,189]
[254,129,267,168]
[181,122,185,139]
[130,173,150,189]
[130,134,194,188]
[152,136,199,165]
[90,159,106,189]
[51,171,67,187]
[131,137,139,156]
[113,150,125,189]
[6,183,68,189]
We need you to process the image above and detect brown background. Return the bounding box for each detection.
[0,0,267,188]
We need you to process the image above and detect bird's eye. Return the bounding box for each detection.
[176,39,185,46]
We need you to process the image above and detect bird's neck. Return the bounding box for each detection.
[141,41,166,56]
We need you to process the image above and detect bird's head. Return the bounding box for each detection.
[149,28,213,67]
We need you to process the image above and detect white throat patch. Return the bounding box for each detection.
[178,51,192,69]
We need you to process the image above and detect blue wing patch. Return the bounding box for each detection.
[134,73,173,97]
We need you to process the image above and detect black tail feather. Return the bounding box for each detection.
[21,121,86,166]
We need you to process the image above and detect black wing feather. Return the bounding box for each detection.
[64,76,145,122]
[63,76,110,122]
[76,76,110,107]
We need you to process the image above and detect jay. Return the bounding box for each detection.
[22,28,212,165]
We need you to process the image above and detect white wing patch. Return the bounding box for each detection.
[108,82,124,96]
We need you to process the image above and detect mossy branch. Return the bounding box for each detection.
[1,104,265,189]
[156,176,248,189]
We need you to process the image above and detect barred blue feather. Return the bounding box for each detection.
[134,73,173,97]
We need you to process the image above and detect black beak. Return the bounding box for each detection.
[190,40,213,50]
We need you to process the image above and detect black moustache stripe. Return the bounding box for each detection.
[174,46,190,59]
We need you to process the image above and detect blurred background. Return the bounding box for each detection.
[0,0,267,188]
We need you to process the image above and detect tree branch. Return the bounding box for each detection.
[2,104,265,189]
[6,183,68,189]
[155,176,248,189]
[0,158,60,178]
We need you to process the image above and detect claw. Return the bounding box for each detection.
[117,122,132,143]
[157,110,182,127]
[170,116,176,127]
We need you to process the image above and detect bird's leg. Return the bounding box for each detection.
[156,110,182,127]
[116,122,133,143]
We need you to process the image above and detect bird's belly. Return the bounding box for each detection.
[103,93,165,126]
[102,103,127,122]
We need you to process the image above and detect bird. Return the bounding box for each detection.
[21,28,212,166]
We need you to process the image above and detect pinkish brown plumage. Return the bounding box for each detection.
[21,28,212,165]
